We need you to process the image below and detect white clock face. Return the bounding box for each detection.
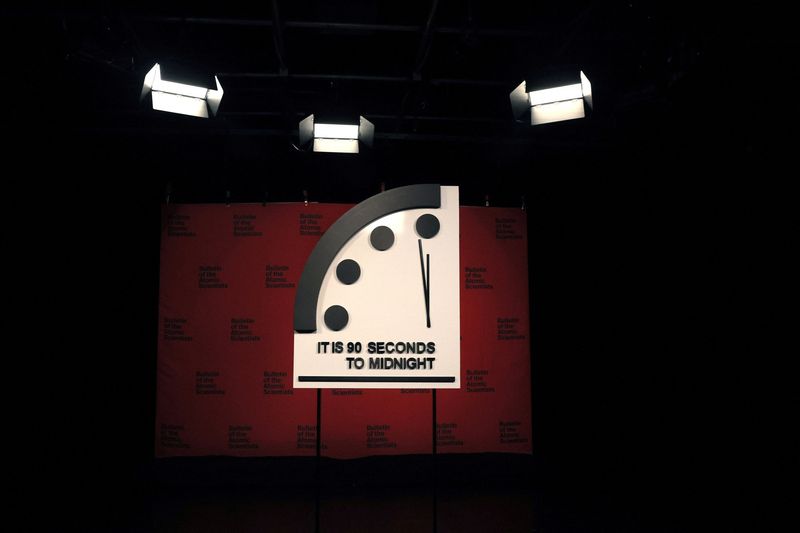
[293,186,460,388]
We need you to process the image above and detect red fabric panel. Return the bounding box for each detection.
[156,203,348,457]
[437,207,532,454]
[155,203,531,458]
[321,389,433,459]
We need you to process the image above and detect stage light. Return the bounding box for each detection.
[140,63,224,118]
[510,70,593,125]
[298,115,375,153]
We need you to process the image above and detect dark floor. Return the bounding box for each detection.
[149,485,537,533]
[40,453,700,532]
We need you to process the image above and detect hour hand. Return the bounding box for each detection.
[418,239,431,328]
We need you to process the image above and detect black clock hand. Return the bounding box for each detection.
[418,239,431,328]
[426,251,431,328]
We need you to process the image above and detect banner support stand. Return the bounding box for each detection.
[432,388,438,533]
[315,388,322,533]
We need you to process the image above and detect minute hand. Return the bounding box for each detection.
[418,239,431,328]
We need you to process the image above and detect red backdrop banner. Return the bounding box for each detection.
[156,203,531,458]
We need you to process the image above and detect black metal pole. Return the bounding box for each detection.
[315,388,322,533]
[432,388,438,533]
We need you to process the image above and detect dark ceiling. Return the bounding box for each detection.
[6,1,784,204]
[54,1,704,138]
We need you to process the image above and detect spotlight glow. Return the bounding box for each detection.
[314,124,360,140]
[152,91,211,118]
[141,63,223,118]
[509,70,593,125]
[528,83,583,106]
[313,138,360,153]
[530,99,585,125]
[299,115,374,153]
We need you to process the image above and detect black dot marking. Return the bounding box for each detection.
[336,259,361,285]
[324,305,349,331]
[370,226,395,251]
[416,214,440,239]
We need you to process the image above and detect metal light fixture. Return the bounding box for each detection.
[510,70,593,125]
[298,115,374,153]
[140,63,224,118]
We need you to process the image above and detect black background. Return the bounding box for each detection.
[7,2,790,531]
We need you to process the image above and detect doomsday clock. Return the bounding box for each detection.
[293,185,460,388]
